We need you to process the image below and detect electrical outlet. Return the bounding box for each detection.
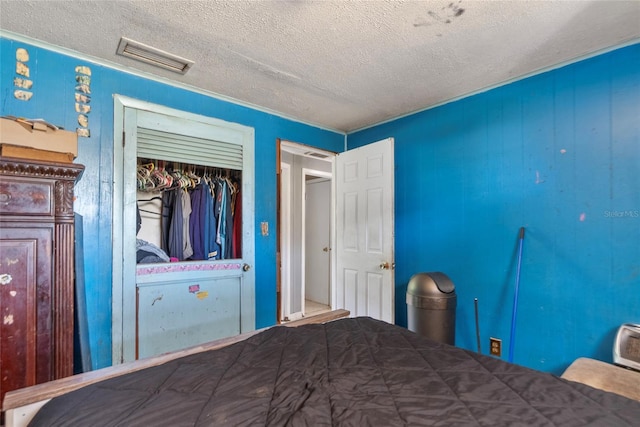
[489,337,502,357]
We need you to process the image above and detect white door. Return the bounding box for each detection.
[335,138,394,323]
[305,177,331,306]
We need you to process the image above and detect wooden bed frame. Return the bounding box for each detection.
[2,309,349,427]
[561,357,640,402]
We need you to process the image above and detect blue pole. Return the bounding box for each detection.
[474,298,481,354]
[508,227,525,363]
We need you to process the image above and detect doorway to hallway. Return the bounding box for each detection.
[278,140,334,322]
[277,137,395,323]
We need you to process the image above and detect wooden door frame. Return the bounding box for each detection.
[276,140,336,323]
[278,162,292,322]
[276,139,282,323]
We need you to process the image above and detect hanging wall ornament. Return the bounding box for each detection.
[16,48,29,62]
[77,114,89,128]
[15,60,29,77]
[77,128,91,138]
[75,103,91,114]
[74,64,92,137]
[75,93,91,104]
[13,77,33,90]
[14,47,33,101]
[13,90,33,101]
[75,65,91,76]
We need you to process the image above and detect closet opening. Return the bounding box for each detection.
[135,158,242,264]
[113,95,256,364]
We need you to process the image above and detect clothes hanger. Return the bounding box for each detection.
[138,208,167,217]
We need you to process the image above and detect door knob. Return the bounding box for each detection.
[379,262,390,270]
[323,247,330,252]
[242,263,251,271]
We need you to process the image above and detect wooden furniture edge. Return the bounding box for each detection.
[3,309,349,413]
[281,308,349,327]
[561,357,640,402]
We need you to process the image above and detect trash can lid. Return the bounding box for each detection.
[407,272,455,296]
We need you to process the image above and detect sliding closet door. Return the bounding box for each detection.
[113,96,255,363]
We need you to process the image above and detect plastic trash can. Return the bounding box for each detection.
[406,272,456,345]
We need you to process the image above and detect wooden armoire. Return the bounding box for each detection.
[0,156,84,406]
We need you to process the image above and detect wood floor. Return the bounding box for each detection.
[280,300,331,324]
[305,299,331,316]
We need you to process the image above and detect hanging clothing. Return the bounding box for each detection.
[232,188,242,259]
[181,189,193,260]
[189,184,204,260]
[189,181,217,261]
[137,160,241,262]
[216,179,232,259]
[136,203,142,235]
[167,188,184,260]
[203,181,218,260]
[224,181,234,259]
[161,189,176,253]
[211,179,223,259]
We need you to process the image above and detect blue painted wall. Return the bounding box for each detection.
[3,36,638,375]
[1,38,344,370]
[349,43,640,374]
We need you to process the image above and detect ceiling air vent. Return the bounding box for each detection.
[116,37,194,74]
[305,151,329,159]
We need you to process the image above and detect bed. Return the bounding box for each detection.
[4,311,640,426]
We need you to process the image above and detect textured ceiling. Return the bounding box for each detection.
[1,1,639,132]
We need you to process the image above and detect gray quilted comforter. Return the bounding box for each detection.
[30,317,640,426]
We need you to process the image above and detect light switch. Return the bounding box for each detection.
[261,221,269,236]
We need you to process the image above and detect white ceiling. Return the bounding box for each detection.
[1,1,639,132]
